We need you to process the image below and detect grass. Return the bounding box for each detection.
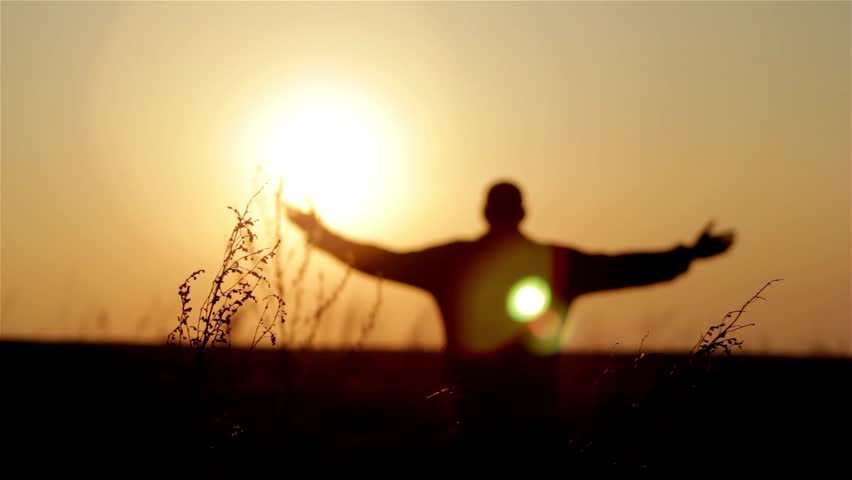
[167,189,286,353]
[691,278,783,357]
[163,190,786,466]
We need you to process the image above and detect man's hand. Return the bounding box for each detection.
[286,204,325,243]
[691,221,735,259]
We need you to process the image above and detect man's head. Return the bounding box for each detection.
[484,180,525,229]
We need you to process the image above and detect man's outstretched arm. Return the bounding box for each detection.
[564,222,735,297]
[286,206,438,290]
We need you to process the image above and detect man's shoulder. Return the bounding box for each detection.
[421,238,478,254]
[400,237,475,258]
[515,234,585,256]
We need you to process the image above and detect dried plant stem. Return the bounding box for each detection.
[691,278,783,356]
[168,188,286,352]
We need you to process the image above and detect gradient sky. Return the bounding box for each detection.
[2,1,849,356]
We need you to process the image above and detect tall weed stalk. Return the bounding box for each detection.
[167,189,286,353]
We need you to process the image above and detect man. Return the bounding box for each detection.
[286,180,734,442]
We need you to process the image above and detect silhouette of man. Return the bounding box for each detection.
[286,180,734,444]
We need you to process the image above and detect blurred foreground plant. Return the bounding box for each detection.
[167,189,286,351]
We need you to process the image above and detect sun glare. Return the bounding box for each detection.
[507,276,552,323]
[246,87,399,230]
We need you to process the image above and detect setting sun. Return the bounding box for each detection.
[245,86,400,229]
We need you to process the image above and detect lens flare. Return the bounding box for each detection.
[506,276,552,323]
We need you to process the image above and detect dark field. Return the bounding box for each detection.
[2,341,849,471]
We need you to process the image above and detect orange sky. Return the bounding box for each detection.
[2,1,849,356]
